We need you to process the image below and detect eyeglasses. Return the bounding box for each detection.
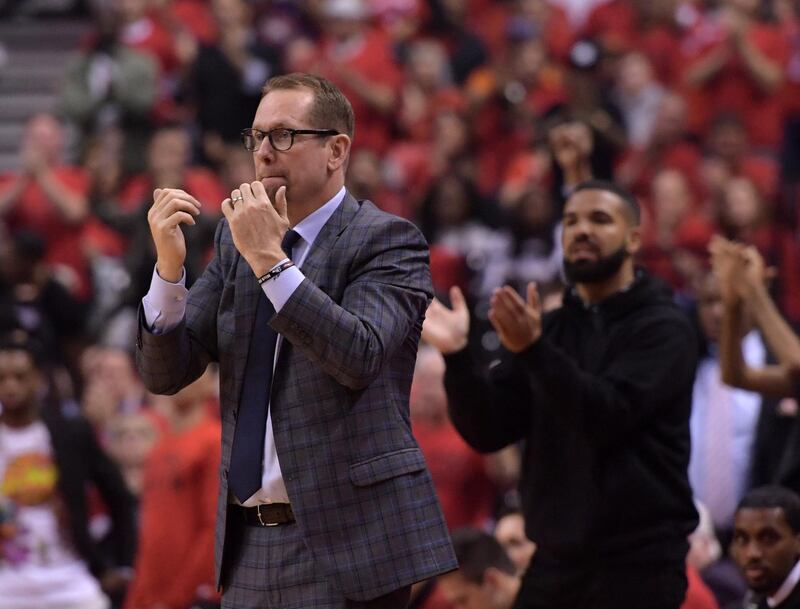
[240,127,339,152]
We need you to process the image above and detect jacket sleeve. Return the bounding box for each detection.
[136,220,224,395]
[443,348,532,453]
[520,311,697,445]
[271,218,432,390]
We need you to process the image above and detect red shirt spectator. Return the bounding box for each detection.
[683,9,790,149]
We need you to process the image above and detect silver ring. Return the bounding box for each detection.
[231,195,243,204]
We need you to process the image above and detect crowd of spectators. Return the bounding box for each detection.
[2,0,800,607]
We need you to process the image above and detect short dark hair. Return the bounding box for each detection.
[571,179,641,225]
[0,332,46,370]
[450,528,517,584]
[738,486,800,534]
[262,73,355,139]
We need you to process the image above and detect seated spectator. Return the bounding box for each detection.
[0,230,88,369]
[187,0,281,166]
[469,32,566,194]
[638,169,713,292]
[683,0,790,150]
[418,174,510,300]
[437,529,522,609]
[715,177,772,256]
[615,92,703,201]
[583,0,684,86]
[0,114,93,300]
[124,369,220,609]
[730,486,800,609]
[103,410,162,500]
[701,114,779,205]
[612,51,665,149]
[312,0,403,154]
[0,334,135,609]
[689,269,764,536]
[411,345,498,530]
[80,346,147,435]
[345,149,407,219]
[689,502,748,609]
[397,38,463,143]
[504,186,563,293]
[58,2,157,173]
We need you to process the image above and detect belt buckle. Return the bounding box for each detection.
[256,505,279,527]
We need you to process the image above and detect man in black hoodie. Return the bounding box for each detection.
[423,180,699,609]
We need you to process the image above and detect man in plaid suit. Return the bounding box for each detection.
[135,73,456,609]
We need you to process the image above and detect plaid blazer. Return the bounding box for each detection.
[136,193,457,601]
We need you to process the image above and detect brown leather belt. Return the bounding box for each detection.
[231,503,295,527]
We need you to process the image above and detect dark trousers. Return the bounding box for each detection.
[513,554,688,609]
[222,514,411,609]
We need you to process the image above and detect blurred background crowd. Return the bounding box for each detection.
[1,0,800,607]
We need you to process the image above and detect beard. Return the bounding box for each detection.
[563,244,629,284]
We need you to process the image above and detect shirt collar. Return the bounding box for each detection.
[291,186,346,250]
[768,558,800,607]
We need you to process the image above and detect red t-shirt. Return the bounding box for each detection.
[684,20,790,149]
[0,167,94,300]
[124,415,221,609]
[412,419,497,531]
[319,28,404,155]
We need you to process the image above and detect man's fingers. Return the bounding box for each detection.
[221,198,234,221]
[154,188,202,209]
[156,210,196,228]
[239,182,254,202]
[449,286,466,311]
[274,186,288,222]
[249,180,270,208]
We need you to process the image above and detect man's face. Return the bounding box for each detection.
[561,189,639,284]
[0,350,41,415]
[731,507,800,596]
[251,88,336,208]
[438,572,499,609]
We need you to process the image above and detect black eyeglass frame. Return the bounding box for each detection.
[240,127,340,152]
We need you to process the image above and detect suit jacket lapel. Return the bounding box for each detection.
[272,192,361,374]
[297,191,360,286]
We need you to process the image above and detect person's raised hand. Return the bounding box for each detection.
[422,286,470,354]
[147,188,202,282]
[740,245,776,296]
[221,182,290,277]
[708,235,742,306]
[489,283,542,353]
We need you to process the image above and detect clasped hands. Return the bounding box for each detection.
[147,182,290,282]
[422,283,542,355]
[708,235,773,307]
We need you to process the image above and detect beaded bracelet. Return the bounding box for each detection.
[257,260,295,285]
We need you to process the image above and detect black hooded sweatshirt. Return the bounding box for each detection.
[444,270,699,566]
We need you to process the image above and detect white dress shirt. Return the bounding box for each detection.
[769,557,800,607]
[142,186,346,506]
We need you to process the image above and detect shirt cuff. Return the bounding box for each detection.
[141,266,188,334]
[261,260,304,312]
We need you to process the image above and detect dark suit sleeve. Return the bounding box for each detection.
[136,220,224,395]
[520,313,696,445]
[443,348,532,453]
[271,218,432,390]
